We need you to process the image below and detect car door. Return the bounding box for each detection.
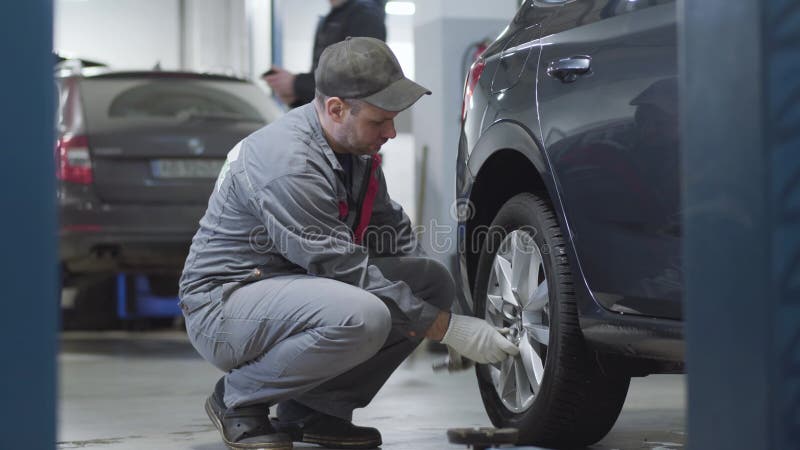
[536,0,681,319]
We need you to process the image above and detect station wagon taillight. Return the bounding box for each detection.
[462,59,486,121]
[56,135,93,184]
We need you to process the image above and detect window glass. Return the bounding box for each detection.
[79,77,278,129]
[108,82,263,121]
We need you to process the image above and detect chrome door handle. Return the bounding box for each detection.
[546,55,592,83]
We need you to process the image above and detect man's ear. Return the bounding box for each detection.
[325,97,347,123]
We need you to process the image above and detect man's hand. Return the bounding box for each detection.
[439,313,519,364]
[263,66,297,106]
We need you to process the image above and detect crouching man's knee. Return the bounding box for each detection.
[347,295,392,357]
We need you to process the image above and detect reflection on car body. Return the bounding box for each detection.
[456,0,682,447]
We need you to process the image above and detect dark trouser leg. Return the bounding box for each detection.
[283,256,455,421]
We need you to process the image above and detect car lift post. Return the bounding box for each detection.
[681,1,800,449]
[0,1,57,447]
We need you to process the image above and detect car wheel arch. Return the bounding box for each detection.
[463,124,557,311]
[466,119,548,177]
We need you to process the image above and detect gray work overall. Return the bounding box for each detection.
[179,104,453,419]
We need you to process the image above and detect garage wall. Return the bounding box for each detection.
[182,0,248,76]
[54,0,268,80]
[246,0,272,82]
[278,0,326,74]
[54,0,182,70]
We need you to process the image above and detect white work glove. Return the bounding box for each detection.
[440,314,520,364]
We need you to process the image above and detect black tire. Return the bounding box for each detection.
[473,193,630,448]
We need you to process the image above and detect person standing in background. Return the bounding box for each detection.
[265,0,387,108]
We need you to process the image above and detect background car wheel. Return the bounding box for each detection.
[473,193,631,448]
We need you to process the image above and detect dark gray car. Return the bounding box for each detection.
[56,67,280,288]
[456,0,681,446]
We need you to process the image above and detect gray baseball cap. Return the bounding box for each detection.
[315,36,431,112]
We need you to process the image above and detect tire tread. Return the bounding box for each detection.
[473,193,630,448]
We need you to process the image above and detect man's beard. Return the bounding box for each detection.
[338,121,372,155]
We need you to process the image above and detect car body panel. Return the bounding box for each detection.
[456,0,683,366]
[87,125,249,205]
[467,121,548,180]
[537,1,681,319]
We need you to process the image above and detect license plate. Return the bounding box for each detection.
[151,159,224,179]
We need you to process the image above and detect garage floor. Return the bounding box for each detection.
[58,331,685,450]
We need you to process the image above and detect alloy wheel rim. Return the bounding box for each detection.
[484,229,550,413]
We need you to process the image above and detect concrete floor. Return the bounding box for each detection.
[58,331,685,450]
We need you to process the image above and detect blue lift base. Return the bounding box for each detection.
[116,273,181,320]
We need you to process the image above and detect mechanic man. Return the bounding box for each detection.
[265,0,386,108]
[179,37,519,450]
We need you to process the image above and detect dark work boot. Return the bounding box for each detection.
[205,378,293,450]
[272,400,381,449]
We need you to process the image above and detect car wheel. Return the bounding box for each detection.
[473,193,630,447]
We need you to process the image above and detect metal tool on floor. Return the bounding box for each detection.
[442,330,532,449]
[447,427,519,450]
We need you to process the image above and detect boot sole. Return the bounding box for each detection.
[205,396,293,450]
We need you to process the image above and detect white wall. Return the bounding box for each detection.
[54,0,267,80]
[183,0,248,77]
[246,0,273,81]
[279,1,327,74]
[54,0,181,70]
[414,0,518,27]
